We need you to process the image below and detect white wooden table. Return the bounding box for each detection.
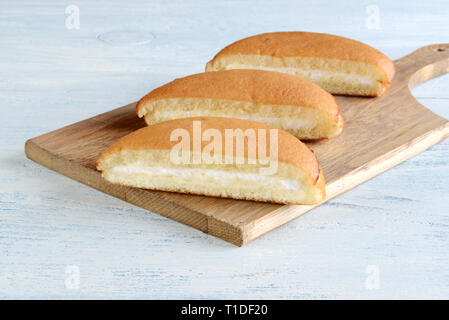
[1,0,448,299]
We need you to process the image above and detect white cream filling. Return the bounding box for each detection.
[111,165,301,191]
[224,64,377,87]
[153,111,317,130]
[223,113,316,129]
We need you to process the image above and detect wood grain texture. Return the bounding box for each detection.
[2,0,449,299]
[25,43,449,246]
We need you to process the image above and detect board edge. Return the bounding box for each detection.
[24,138,246,247]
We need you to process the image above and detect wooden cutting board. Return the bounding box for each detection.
[25,44,449,246]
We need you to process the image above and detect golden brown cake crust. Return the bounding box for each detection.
[97,117,321,182]
[207,32,395,82]
[136,69,341,121]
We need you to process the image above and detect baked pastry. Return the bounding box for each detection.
[136,70,344,140]
[206,32,395,96]
[97,117,325,205]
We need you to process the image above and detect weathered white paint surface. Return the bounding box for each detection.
[0,0,448,299]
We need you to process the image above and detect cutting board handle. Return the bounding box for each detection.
[395,43,449,90]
